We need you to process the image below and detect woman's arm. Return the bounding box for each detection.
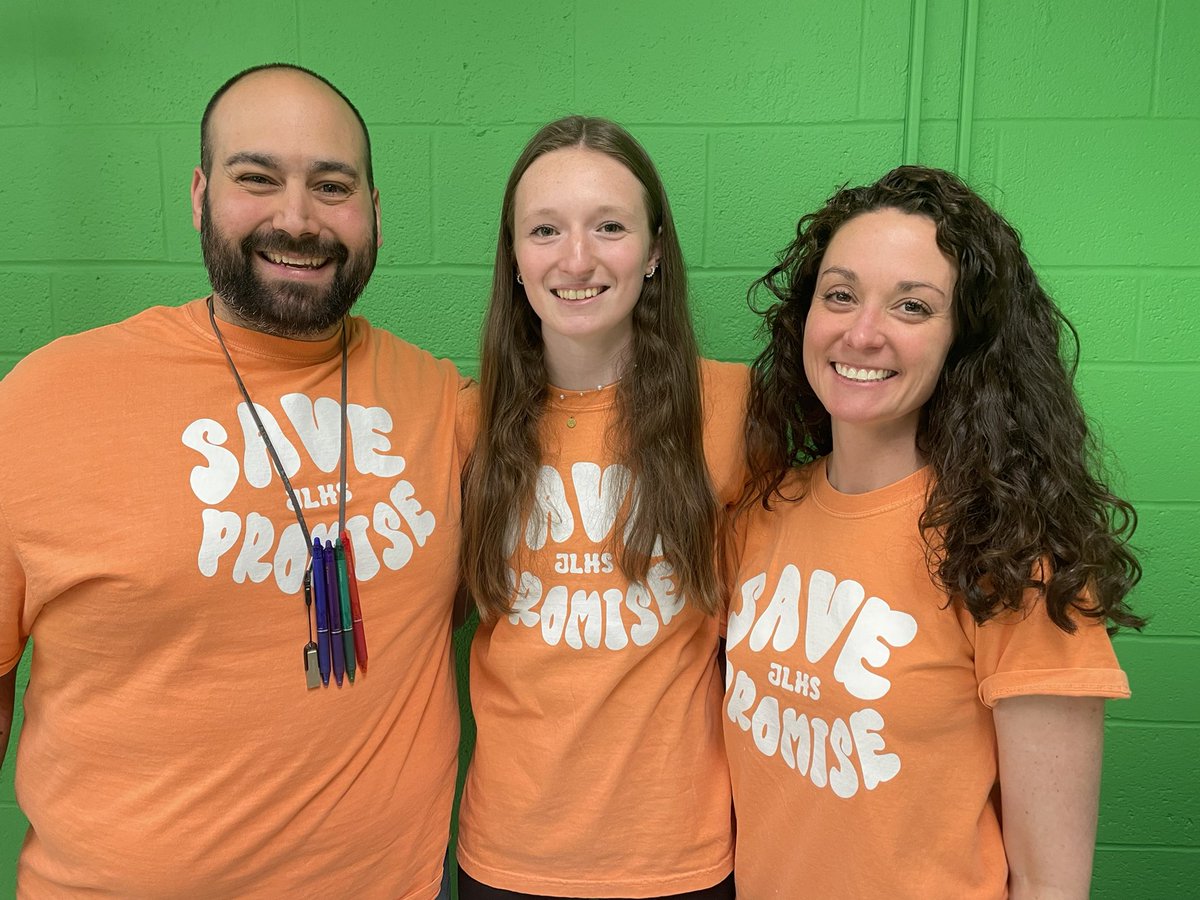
[994,695,1106,900]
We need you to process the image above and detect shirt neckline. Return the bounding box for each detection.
[182,297,356,365]
[809,457,931,518]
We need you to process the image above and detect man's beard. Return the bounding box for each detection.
[200,192,376,338]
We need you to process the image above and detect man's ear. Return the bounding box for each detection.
[373,187,383,248]
[191,167,207,232]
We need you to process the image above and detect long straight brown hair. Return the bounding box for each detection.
[462,116,718,621]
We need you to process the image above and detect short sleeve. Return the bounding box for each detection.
[974,591,1130,708]
[0,499,30,675]
[456,378,480,466]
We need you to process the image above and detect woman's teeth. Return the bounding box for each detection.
[833,363,896,381]
[553,287,602,300]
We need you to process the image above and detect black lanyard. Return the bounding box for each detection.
[207,298,361,688]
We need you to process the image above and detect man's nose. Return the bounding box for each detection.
[272,183,319,237]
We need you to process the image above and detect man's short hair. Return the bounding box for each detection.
[200,63,374,188]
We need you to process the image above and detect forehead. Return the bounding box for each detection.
[514,147,647,217]
[208,70,367,171]
[825,209,956,283]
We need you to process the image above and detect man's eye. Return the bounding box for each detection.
[238,174,272,186]
[317,183,350,195]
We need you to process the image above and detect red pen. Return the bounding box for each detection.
[342,529,368,672]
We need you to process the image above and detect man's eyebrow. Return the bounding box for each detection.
[310,160,361,180]
[224,151,280,169]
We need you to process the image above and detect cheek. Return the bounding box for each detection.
[801,309,826,380]
[922,328,956,382]
[513,243,541,278]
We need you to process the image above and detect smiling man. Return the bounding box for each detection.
[0,65,464,899]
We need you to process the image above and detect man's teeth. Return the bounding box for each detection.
[834,363,896,381]
[265,252,326,268]
[555,287,602,300]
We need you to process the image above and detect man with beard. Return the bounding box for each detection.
[0,65,464,899]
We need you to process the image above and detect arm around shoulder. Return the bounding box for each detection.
[994,694,1106,900]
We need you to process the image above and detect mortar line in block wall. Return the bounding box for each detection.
[856,0,868,116]
[902,0,928,164]
[954,0,979,176]
[1096,842,1200,852]
[1105,719,1200,730]
[1077,360,1200,372]
[1133,275,1146,360]
[702,133,713,266]
[1111,633,1200,645]
[157,134,170,261]
[1150,0,1166,116]
[294,0,303,60]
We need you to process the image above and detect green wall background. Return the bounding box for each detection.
[1,0,1196,896]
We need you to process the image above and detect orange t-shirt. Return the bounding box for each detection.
[0,300,469,899]
[724,459,1129,899]
[457,359,747,897]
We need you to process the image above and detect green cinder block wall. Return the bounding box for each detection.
[1,1,1196,895]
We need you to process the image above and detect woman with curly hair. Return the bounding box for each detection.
[723,166,1142,898]
[456,116,744,899]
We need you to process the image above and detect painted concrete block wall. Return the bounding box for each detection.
[1,0,1195,895]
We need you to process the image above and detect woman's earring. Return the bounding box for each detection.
[644,266,657,280]
[516,273,524,285]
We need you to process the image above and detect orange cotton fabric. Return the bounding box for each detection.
[457,359,747,897]
[723,460,1129,900]
[0,300,469,899]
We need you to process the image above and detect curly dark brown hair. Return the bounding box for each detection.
[462,116,718,620]
[745,165,1143,632]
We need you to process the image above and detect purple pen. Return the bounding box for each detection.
[325,539,345,686]
[311,539,331,686]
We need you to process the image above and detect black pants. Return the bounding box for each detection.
[457,867,736,900]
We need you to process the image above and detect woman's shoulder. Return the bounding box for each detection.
[743,460,822,520]
[699,357,750,391]
[699,358,750,425]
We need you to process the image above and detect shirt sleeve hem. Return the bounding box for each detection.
[979,667,1131,708]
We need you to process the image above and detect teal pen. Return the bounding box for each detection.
[334,541,356,683]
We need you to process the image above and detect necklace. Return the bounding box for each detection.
[556,378,621,429]
[207,298,367,689]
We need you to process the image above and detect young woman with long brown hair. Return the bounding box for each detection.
[455,117,744,899]
[724,166,1142,898]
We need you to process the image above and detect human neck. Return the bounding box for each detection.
[210,293,341,342]
[542,332,631,391]
[825,421,926,494]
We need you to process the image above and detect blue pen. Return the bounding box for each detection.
[311,539,331,686]
[325,540,346,686]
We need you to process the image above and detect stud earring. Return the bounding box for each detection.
[516,273,524,285]
[644,265,657,280]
